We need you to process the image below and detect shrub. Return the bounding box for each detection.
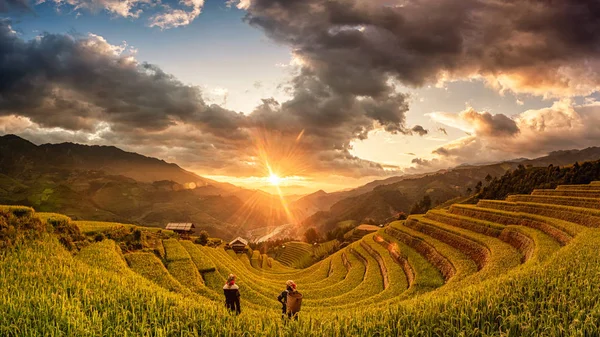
[0,210,46,249]
[194,230,209,246]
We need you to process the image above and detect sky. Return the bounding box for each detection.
[1,0,600,195]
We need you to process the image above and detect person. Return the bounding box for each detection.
[277,280,302,320]
[223,274,241,315]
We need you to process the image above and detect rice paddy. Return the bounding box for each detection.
[2,182,600,336]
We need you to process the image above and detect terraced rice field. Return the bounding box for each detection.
[2,182,600,335]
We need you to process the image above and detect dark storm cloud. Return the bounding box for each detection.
[241,0,600,96]
[249,72,411,151]
[0,21,408,177]
[0,23,246,137]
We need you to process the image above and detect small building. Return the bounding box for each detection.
[229,237,248,253]
[165,223,196,239]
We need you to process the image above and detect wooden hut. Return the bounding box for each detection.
[165,223,196,239]
[229,237,248,253]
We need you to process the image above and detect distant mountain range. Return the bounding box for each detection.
[2,134,600,240]
[296,146,600,233]
[0,135,304,239]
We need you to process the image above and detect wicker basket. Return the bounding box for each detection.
[286,291,303,313]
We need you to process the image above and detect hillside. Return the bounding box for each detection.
[479,160,600,200]
[2,181,600,335]
[301,147,600,232]
[0,135,302,239]
[0,134,224,187]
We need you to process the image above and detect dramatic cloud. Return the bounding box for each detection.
[429,108,519,138]
[0,23,245,136]
[416,100,600,170]
[149,0,204,29]
[0,21,411,178]
[235,0,600,97]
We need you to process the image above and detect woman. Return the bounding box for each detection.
[277,280,302,320]
[223,274,241,315]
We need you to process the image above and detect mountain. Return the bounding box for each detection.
[301,146,600,233]
[0,134,226,188]
[291,172,432,215]
[0,134,301,239]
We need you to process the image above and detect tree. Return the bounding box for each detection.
[195,230,209,246]
[410,195,432,215]
[474,181,483,193]
[485,174,493,183]
[466,187,473,195]
[304,228,320,244]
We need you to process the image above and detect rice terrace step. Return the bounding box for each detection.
[3,177,600,335]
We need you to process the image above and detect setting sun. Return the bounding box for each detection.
[268,173,282,186]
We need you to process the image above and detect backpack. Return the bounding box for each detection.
[286,291,303,313]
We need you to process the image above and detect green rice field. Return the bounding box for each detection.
[1,182,600,336]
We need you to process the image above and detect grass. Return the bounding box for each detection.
[36,212,72,225]
[76,239,129,274]
[162,239,205,292]
[180,240,217,272]
[274,241,314,268]
[74,220,134,234]
[3,230,600,336]
[124,251,188,293]
[0,205,34,217]
[3,181,600,335]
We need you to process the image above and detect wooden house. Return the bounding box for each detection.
[229,237,248,253]
[165,223,196,239]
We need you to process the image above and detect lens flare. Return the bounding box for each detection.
[268,173,282,186]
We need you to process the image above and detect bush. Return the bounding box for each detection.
[0,205,35,218]
[0,210,46,249]
[194,230,209,246]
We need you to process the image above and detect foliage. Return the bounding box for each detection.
[0,205,34,218]
[303,227,320,243]
[37,212,85,251]
[0,211,46,249]
[409,195,432,215]
[195,230,210,246]
[480,160,600,200]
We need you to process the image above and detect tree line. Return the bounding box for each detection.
[479,160,600,200]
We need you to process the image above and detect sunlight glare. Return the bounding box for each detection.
[268,173,282,186]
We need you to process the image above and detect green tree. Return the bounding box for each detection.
[195,230,209,246]
[304,228,320,244]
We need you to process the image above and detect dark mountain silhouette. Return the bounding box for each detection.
[0,134,302,239]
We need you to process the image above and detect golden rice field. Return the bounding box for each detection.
[2,183,600,336]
